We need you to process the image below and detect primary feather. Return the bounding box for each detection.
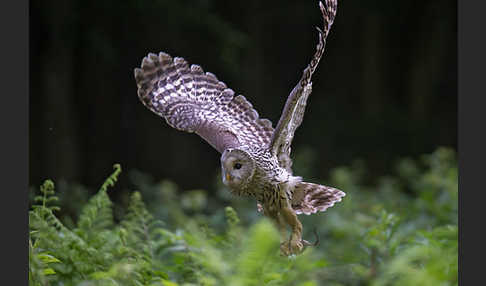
[134,52,274,153]
[291,182,345,215]
[270,0,337,173]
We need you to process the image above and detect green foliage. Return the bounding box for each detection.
[374,225,458,286]
[29,148,457,285]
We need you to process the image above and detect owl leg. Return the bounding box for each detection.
[280,205,304,255]
[263,207,287,244]
[263,207,292,256]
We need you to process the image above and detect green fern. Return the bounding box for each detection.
[32,180,60,212]
[29,165,128,285]
[76,164,121,235]
[28,148,457,286]
[375,225,458,286]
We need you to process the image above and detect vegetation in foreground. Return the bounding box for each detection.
[29,147,457,286]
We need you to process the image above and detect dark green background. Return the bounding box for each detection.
[30,0,457,193]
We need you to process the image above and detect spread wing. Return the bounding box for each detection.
[135,52,274,153]
[269,0,337,172]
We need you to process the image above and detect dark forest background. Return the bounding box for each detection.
[30,0,457,196]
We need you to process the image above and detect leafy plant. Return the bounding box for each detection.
[29,148,458,285]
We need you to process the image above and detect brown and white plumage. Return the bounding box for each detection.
[135,54,274,153]
[135,0,344,255]
[291,182,344,215]
[270,0,337,174]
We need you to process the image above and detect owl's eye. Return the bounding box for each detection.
[234,163,242,170]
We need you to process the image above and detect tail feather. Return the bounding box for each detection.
[291,182,345,215]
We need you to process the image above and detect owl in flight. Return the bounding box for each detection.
[135,0,344,255]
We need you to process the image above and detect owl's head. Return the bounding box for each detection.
[221,148,255,189]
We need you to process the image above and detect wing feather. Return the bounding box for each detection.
[135,52,274,153]
[270,0,337,172]
[291,182,345,215]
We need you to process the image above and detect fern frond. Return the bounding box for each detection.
[100,163,122,192]
[121,192,155,255]
[76,190,114,236]
[76,164,122,241]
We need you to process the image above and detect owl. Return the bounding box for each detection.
[134,0,344,256]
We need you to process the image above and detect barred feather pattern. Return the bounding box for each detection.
[291,182,345,215]
[134,52,274,153]
[135,1,345,230]
[270,0,337,173]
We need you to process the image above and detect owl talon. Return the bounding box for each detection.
[280,228,319,256]
[280,241,291,256]
[280,238,304,256]
[290,239,304,254]
[302,228,320,247]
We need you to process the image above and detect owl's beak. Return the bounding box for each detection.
[226,173,232,182]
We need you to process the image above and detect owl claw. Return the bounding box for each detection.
[302,228,320,247]
[280,239,304,256]
[280,228,320,256]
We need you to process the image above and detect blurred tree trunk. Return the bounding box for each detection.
[245,0,265,110]
[37,1,80,181]
[408,0,453,119]
[360,12,388,117]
